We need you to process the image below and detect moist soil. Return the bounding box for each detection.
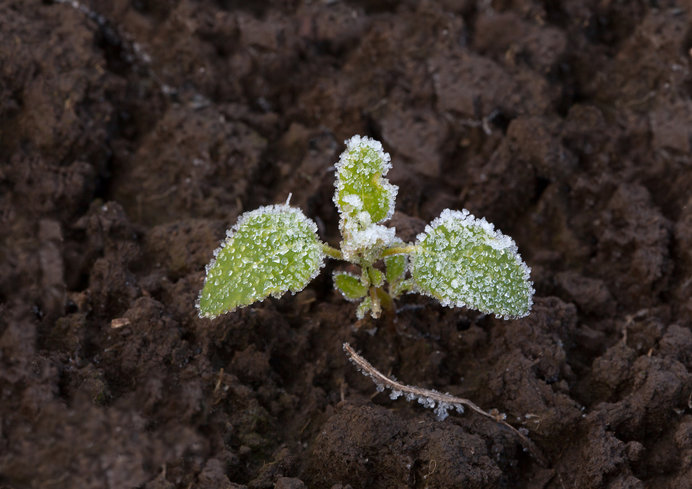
[1,1,692,488]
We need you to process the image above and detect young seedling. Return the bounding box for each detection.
[197,136,537,438]
[197,135,534,320]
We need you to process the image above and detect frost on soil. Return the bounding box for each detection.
[410,209,534,318]
[197,204,325,318]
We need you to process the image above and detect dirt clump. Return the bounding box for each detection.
[1,0,691,488]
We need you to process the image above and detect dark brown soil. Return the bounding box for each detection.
[1,0,692,487]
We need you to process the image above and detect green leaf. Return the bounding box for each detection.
[384,253,407,284]
[356,297,373,320]
[334,271,368,301]
[390,279,413,297]
[366,267,384,288]
[385,252,408,297]
[197,204,325,318]
[334,135,398,227]
[410,209,534,319]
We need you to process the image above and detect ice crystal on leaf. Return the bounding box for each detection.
[197,205,324,318]
[410,209,534,318]
[340,220,397,263]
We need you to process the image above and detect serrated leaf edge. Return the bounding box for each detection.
[411,208,534,319]
[196,203,325,319]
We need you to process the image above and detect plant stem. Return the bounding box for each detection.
[376,287,394,315]
[369,286,382,318]
[382,245,417,257]
[322,244,343,260]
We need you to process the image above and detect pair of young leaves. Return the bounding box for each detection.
[197,136,534,320]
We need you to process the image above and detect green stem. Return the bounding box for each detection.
[322,244,343,260]
[376,287,394,315]
[369,286,382,318]
[382,245,417,257]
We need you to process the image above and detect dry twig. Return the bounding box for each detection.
[343,342,548,465]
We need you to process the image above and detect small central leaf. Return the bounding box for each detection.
[334,135,398,226]
[384,251,407,284]
[333,271,368,300]
[410,209,534,318]
[197,205,324,318]
[385,250,409,297]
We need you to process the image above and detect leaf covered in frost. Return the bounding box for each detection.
[356,297,373,320]
[334,135,398,226]
[410,209,534,318]
[367,267,384,287]
[197,204,324,318]
[333,271,368,301]
[340,221,397,262]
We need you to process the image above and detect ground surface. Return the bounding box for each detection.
[1,0,692,488]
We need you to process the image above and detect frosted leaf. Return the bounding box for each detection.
[333,135,398,227]
[340,222,397,262]
[410,209,534,319]
[384,244,408,296]
[384,252,407,284]
[368,267,384,288]
[333,271,368,301]
[356,297,373,320]
[197,204,324,318]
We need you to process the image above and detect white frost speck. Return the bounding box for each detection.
[342,194,363,211]
[340,222,397,262]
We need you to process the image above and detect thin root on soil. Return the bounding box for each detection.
[343,342,548,466]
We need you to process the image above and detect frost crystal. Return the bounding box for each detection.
[197,204,324,318]
[340,221,397,262]
[410,209,534,318]
[434,402,452,421]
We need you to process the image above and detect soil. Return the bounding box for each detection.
[1,0,691,488]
